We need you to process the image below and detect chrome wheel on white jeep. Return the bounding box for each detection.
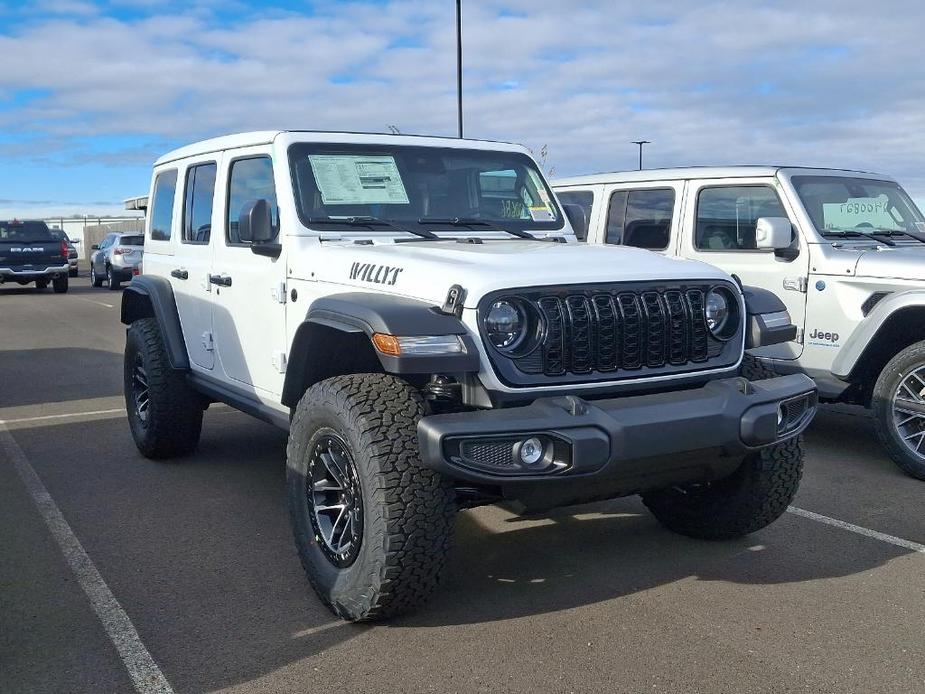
[873,340,925,480]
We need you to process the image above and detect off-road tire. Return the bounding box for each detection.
[739,353,778,381]
[90,265,103,287]
[642,435,803,539]
[872,340,925,480]
[69,267,78,278]
[287,373,456,621]
[107,266,120,290]
[124,317,203,459]
[35,279,48,290]
[52,276,68,293]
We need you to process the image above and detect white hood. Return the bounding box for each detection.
[854,245,925,281]
[300,239,732,307]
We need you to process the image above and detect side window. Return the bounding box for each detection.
[556,191,593,241]
[226,157,278,245]
[695,186,787,251]
[150,170,178,242]
[606,188,675,249]
[183,163,217,244]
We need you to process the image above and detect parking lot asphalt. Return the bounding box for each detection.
[2,279,924,694]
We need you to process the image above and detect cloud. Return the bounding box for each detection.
[2,0,925,212]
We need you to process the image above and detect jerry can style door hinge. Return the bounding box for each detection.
[202,331,214,352]
[783,276,808,293]
[271,282,287,304]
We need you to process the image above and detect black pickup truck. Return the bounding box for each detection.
[0,220,71,292]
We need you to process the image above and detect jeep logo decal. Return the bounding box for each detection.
[808,328,840,345]
[349,262,404,286]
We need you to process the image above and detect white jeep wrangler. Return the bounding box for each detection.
[554,166,925,479]
[121,133,816,621]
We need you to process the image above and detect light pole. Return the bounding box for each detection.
[456,0,463,138]
[632,140,651,170]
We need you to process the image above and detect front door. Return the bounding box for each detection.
[679,179,810,360]
[171,156,219,370]
[210,149,287,396]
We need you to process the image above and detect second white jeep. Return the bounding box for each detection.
[121,133,815,621]
[555,165,925,479]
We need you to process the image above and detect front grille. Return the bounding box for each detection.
[526,288,711,377]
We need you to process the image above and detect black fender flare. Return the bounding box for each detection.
[740,285,797,349]
[282,292,480,408]
[120,276,190,370]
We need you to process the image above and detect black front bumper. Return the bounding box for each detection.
[418,375,816,503]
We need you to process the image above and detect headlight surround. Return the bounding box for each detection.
[483,298,543,355]
[705,287,739,340]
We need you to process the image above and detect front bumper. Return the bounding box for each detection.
[418,374,816,498]
[0,264,70,282]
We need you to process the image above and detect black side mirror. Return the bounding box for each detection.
[562,203,589,241]
[238,199,274,244]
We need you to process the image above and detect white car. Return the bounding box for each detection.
[554,165,925,479]
[120,132,815,621]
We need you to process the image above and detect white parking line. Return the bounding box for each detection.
[74,297,115,308]
[2,408,126,424]
[0,421,174,694]
[788,506,925,553]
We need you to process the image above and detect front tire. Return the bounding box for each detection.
[642,436,803,539]
[872,340,925,480]
[52,276,68,293]
[287,374,456,621]
[124,318,203,458]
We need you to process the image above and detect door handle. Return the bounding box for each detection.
[171,268,189,280]
[209,273,232,287]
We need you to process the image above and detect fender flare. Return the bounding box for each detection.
[120,275,190,370]
[832,289,925,379]
[741,285,797,348]
[282,292,480,408]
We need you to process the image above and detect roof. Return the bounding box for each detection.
[553,165,889,187]
[153,130,529,166]
[124,195,148,211]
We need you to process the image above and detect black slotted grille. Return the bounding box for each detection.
[505,285,723,379]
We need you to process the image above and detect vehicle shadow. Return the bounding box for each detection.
[0,347,123,408]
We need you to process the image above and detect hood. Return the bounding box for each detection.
[854,245,925,281]
[303,239,732,307]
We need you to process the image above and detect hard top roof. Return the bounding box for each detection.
[154,130,530,166]
[553,165,893,187]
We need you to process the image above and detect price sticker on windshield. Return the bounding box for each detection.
[309,154,410,205]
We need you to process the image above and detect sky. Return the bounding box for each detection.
[1,0,924,217]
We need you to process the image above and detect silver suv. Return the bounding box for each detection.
[89,232,144,289]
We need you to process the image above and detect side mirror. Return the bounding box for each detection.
[238,199,274,244]
[562,203,589,241]
[91,244,99,250]
[755,217,792,250]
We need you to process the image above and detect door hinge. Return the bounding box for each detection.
[202,331,214,352]
[272,350,288,374]
[783,276,808,293]
[271,282,287,304]
[795,327,804,344]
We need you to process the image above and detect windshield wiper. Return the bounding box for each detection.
[820,229,895,247]
[308,216,438,240]
[417,217,537,240]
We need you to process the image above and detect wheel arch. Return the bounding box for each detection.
[281,292,479,409]
[120,275,190,370]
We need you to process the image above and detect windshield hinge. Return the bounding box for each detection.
[783,276,808,293]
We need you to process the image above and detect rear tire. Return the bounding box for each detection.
[287,373,456,621]
[35,279,48,290]
[90,265,103,287]
[124,317,203,459]
[107,266,120,290]
[872,340,925,480]
[52,276,68,293]
[69,267,78,278]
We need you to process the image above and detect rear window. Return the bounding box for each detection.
[120,235,144,246]
[0,221,53,243]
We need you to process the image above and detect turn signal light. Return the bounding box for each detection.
[372,333,402,356]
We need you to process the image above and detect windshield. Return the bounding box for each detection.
[0,220,53,243]
[288,143,562,232]
[793,176,925,235]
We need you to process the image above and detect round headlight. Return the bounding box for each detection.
[705,289,730,336]
[485,300,526,350]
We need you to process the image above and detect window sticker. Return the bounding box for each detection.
[308,154,410,205]
[529,206,555,221]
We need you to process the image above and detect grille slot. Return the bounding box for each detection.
[522,286,716,377]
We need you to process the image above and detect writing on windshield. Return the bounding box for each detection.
[793,176,925,233]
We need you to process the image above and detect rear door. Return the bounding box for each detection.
[598,182,685,254]
[171,156,219,370]
[678,179,809,360]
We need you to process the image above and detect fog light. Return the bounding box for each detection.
[518,437,544,466]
